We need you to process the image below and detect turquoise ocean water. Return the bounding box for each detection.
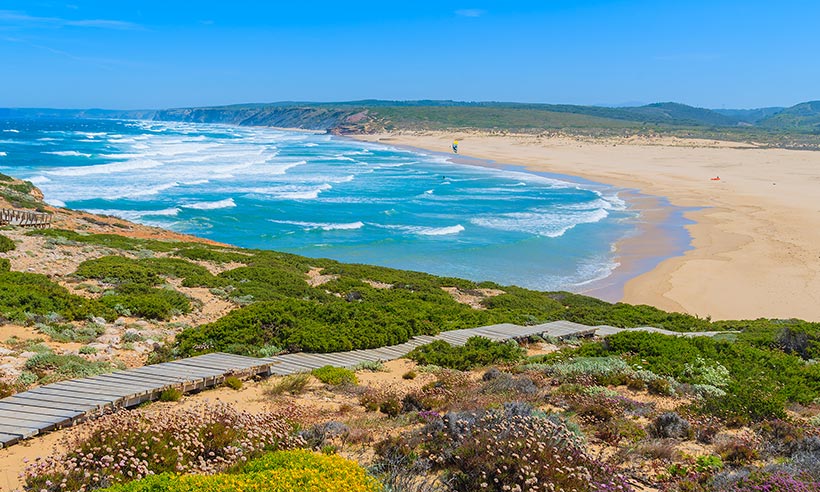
[0,118,642,291]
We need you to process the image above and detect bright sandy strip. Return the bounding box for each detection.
[355,131,820,322]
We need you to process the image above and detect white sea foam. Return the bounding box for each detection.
[106,181,180,199]
[183,179,210,185]
[470,208,609,238]
[46,198,66,207]
[43,150,91,158]
[376,223,465,236]
[182,198,237,210]
[248,183,332,200]
[0,152,6,157]
[3,129,19,133]
[270,220,364,231]
[28,175,50,184]
[47,159,163,176]
[37,137,58,142]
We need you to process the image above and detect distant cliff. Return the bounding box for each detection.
[152,106,375,134]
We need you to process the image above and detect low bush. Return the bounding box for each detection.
[573,331,820,421]
[416,410,634,491]
[35,321,104,343]
[711,470,820,491]
[76,256,161,285]
[311,365,357,385]
[0,271,116,321]
[223,376,243,390]
[649,412,692,439]
[24,353,117,384]
[359,386,403,417]
[99,450,381,492]
[0,234,16,252]
[352,360,384,372]
[407,337,525,371]
[28,229,196,253]
[266,373,311,396]
[714,434,761,464]
[24,402,305,491]
[173,246,251,264]
[101,285,191,320]
[159,388,183,402]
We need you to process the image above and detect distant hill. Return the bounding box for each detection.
[148,100,749,131]
[3,100,820,145]
[757,101,820,132]
[713,107,784,124]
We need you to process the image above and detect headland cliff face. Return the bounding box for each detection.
[152,106,372,134]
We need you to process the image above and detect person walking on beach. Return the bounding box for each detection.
[452,139,459,154]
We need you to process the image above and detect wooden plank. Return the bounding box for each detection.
[0,402,81,419]
[0,411,66,427]
[199,353,266,366]
[34,384,131,400]
[170,359,262,372]
[0,432,21,446]
[161,361,246,375]
[26,387,118,404]
[92,372,177,386]
[132,362,226,378]
[3,395,100,413]
[129,363,222,378]
[49,379,157,395]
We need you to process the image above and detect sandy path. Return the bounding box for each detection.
[355,131,820,321]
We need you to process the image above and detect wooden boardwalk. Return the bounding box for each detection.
[0,319,619,448]
[0,208,52,228]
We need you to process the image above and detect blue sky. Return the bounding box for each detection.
[1,1,817,109]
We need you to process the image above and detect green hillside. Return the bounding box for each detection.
[758,100,820,132]
[4,99,820,148]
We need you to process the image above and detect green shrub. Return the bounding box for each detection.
[402,370,417,380]
[28,229,197,252]
[173,246,251,264]
[647,378,674,396]
[101,285,191,320]
[159,388,182,402]
[76,256,161,285]
[352,360,384,372]
[0,234,16,253]
[573,331,820,420]
[99,450,381,492]
[0,258,9,272]
[24,353,117,384]
[223,376,243,390]
[0,271,116,321]
[407,337,525,371]
[266,373,311,396]
[36,321,104,343]
[311,365,357,385]
[78,345,97,355]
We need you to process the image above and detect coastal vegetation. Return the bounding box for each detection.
[2,210,819,492]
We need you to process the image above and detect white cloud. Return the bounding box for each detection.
[455,9,486,17]
[0,10,142,30]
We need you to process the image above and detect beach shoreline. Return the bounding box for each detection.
[351,136,695,303]
[353,131,820,322]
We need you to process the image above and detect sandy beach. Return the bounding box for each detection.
[354,131,820,322]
